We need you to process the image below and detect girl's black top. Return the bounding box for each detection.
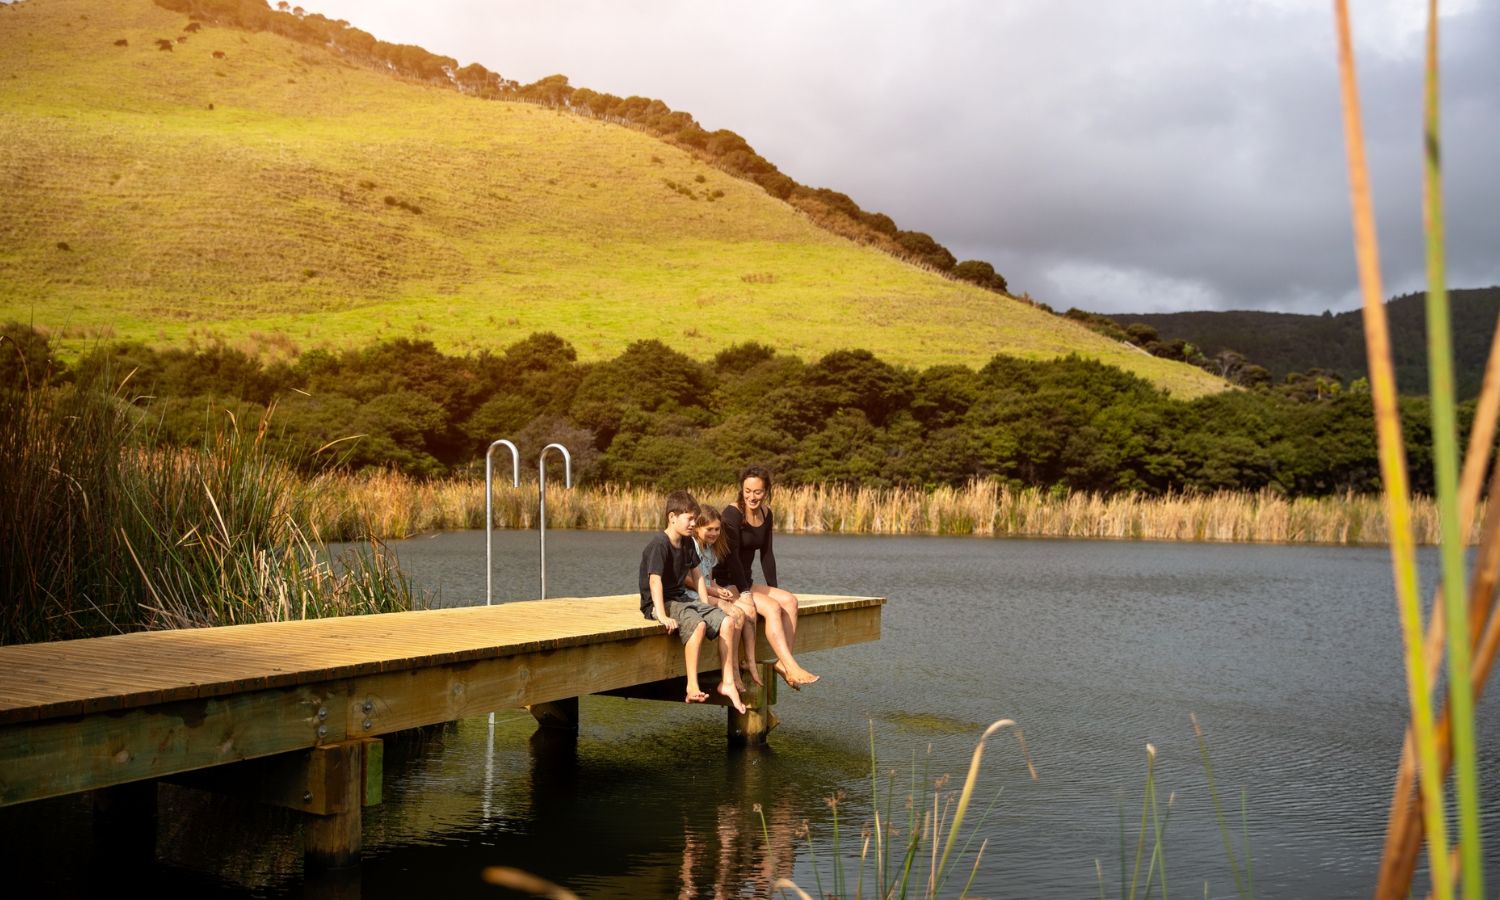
[715,503,777,592]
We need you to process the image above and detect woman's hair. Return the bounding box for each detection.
[735,464,774,516]
[693,505,731,560]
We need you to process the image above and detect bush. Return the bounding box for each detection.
[382,195,423,214]
[953,259,1008,294]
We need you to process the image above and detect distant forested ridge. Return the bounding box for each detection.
[150,0,1016,299]
[4,324,1480,498]
[1109,288,1500,398]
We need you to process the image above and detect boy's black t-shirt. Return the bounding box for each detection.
[638,531,701,617]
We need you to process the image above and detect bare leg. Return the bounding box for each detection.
[684,623,709,703]
[752,585,818,686]
[735,594,762,686]
[715,620,747,714]
[722,605,750,693]
[752,593,811,689]
[759,584,799,641]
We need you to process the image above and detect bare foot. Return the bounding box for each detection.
[685,686,710,703]
[717,680,747,714]
[792,667,820,686]
[733,673,749,694]
[743,662,764,687]
[772,660,801,692]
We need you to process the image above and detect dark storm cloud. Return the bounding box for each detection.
[310,0,1499,313]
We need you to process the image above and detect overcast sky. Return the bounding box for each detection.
[304,0,1499,315]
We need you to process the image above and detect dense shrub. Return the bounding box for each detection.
[11,323,1467,497]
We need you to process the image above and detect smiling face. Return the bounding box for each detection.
[694,519,721,544]
[741,476,767,512]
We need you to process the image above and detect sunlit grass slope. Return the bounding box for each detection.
[0,0,1226,397]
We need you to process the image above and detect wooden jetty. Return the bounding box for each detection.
[0,593,883,869]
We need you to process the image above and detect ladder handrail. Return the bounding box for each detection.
[484,439,520,606]
[537,443,573,599]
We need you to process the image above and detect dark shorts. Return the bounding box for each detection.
[666,598,728,645]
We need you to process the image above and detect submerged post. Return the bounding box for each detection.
[728,662,779,747]
[484,439,521,607]
[302,740,369,872]
[537,443,572,599]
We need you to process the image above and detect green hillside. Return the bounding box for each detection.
[1112,288,1500,397]
[0,0,1225,398]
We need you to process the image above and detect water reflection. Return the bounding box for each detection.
[359,707,861,899]
[10,531,1500,897]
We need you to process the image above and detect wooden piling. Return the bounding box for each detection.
[303,740,366,871]
[526,697,580,731]
[729,663,779,746]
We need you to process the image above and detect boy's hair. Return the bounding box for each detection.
[693,505,731,560]
[664,490,700,522]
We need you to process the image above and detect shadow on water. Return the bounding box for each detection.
[0,700,871,899]
[359,703,871,899]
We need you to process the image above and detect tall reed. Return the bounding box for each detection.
[0,373,139,642]
[1335,2,1491,895]
[0,378,417,645]
[298,471,1466,546]
[771,719,1254,898]
[769,719,1035,900]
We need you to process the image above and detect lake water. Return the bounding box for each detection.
[7,530,1500,898]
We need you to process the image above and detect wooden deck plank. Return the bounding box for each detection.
[0,596,881,726]
[0,596,883,806]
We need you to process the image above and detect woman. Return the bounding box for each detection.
[716,464,819,688]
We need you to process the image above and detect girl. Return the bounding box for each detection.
[716,464,819,688]
[685,506,762,690]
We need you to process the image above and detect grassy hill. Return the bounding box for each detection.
[1112,287,1500,397]
[0,0,1225,398]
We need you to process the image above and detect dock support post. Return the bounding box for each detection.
[303,740,367,872]
[728,662,779,747]
[526,697,579,732]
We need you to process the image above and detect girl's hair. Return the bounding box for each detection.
[736,464,774,516]
[694,506,730,560]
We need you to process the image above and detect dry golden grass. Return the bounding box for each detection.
[300,471,1461,546]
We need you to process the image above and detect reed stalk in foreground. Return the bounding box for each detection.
[1191,714,1251,900]
[1374,187,1500,900]
[1336,1,1490,895]
[1331,1,1448,892]
[772,719,1034,900]
[1416,2,1483,891]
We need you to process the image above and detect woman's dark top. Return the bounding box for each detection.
[714,503,777,592]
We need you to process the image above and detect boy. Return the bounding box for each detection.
[638,490,746,714]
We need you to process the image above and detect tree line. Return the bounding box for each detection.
[150,0,1015,298]
[2,323,1473,497]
